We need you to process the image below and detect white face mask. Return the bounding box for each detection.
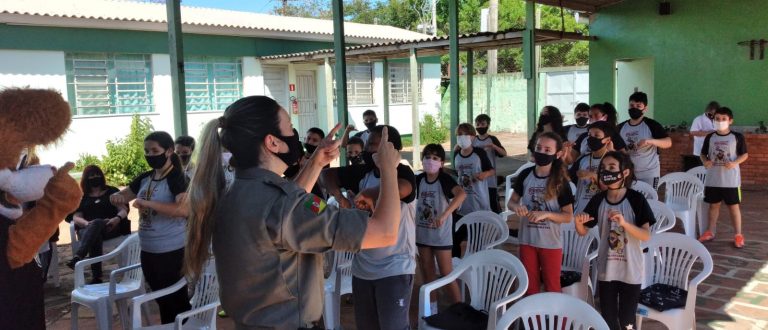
[457,135,473,149]
[0,165,54,219]
[422,159,442,174]
[714,120,729,131]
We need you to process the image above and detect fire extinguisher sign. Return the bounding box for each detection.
[289,84,296,92]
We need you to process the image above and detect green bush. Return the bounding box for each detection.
[99,115,153,186]
[420,114,449,146]
[74,153,100,172]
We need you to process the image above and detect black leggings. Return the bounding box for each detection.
[141,248,191,324]
[598,280,641,330]
[76,219,122,279]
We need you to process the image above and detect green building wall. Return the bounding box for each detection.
[589,0,768,126]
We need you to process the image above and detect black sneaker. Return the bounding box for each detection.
[66,256,81,270]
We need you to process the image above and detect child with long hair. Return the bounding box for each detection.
[508,132,574,295]
[575,151,655,330]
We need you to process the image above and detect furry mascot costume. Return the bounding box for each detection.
[0,88,83,329]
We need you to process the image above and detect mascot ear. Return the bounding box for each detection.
[0,88,72,167]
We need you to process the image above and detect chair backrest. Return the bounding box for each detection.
[686,166,707,185]
[496,293,609,330]
[116,233,142,284]
[646,200,676,235]
[334,250,355,279]
[632,180,659,200]
[456,211,509,256]
[189,258,220,324]
[658,172,704,207]
[643,232,713,291]
[560,226,598,273]
[505,162,535,211]
[459,250,528,313]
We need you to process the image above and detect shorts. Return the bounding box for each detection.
[416,243,453,250]
[704,187,741,205]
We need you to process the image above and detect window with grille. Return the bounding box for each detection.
[66,53,154,116]
[333,63,374,105]
[389,63,422,104]
[184,56,243,111]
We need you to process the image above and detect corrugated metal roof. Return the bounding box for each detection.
[0,0,430,42]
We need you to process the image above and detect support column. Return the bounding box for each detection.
[524,0,538,137]
[466,50,474,123]
[166,0,187,136]
[332,0,348,164]
[383,58,390,125]
[410,49,421,170]
[324,58,335,130]
[449,0,459,149]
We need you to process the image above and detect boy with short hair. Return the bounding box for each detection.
[618,92,672,188]
[697,107,749,248]
[473,114,507,212]
[174,135,195,178]
[346,136,365,166]
[564,103,591,143]
[341,110,378,149]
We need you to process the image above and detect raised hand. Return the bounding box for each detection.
[313,123,343,167]
[373,127,400,170]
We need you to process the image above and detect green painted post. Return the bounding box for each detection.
[331,0,348,165]
[410,48,421,170]
[166,0,187,136]
[383,58,390,125]
[449,0,459,149]
[466,50,474,123]
[524,0,538,137]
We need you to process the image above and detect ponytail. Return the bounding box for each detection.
[184,119,226,281]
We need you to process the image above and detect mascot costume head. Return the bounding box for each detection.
[0,88,83,329]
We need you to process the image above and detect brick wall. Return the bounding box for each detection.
[660,132,768,185]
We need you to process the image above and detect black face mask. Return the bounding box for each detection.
[476,127,489,135]
[538,115,552,126]
[628,108,644,120]
[533,151,555,166]
[362,151,375,167]
[587,136,606,152]
[272,132,303,167]
[348,155,364,166]
[87,177,105,189]
[599,169,624,186]
[364,122,377,130]
[179,154,191,165]
[145,153,168,169]
[575,117,589,127]
[304,143,318,155]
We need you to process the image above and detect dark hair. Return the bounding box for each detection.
[535,131,570,200]
[185,95,282,280]
[706,101,720,112]
[591,102,618,126]
[629,92,648,106]
[362,110,377,118]
[599,151,635,189]
[574,102,590,113]
[370,125,402,150]
[474,114,491,124]
[347,136,365,148]
[80,164,106,192]
[306,127,325,139]
[145,131,183,171]
[457,123,477,136]
[538,106,564,134]
[587,121,615,138]
[174,135,196,151]
[715,106,733,119]
[421,143,446,161]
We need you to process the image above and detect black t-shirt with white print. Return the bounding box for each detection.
[582,189,655,285]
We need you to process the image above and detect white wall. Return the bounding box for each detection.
[0,50,68,93]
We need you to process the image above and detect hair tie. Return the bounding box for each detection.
[218,116,227,129]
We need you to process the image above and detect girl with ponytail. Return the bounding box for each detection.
[507,131,575,295]
[109,130,191,324]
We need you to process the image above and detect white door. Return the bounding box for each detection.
[615,58,654,122]
[263,66,289,107]
[544,70,589,126]
[296,71,319,133]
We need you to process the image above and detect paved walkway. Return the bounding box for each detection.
[45,133,768,329]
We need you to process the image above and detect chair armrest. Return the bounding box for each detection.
[132,277,188,326]
[174,301,220,330]
[487,290,526,330]
[418,263,471,319]
[73,248,126,288]
[109,263,143,295]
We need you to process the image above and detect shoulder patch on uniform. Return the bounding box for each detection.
[304,194,327,215]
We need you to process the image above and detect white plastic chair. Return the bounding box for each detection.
[646,199,676,235]
[636,232,713,330]
[686,166,707,185]
[495,292,609,330]
[632,180,659,200]
[657,173,704,238]
[499,210,519,245]
[132,258,220,330]
[323,250,355,330]
[70,221,130,258]
[419,250,529,330]
[569,181,577,196]
[455,211,510,260]
[560,227,598,304]
[71,233,147,330]
[504,162,535,211]
[687,166,709,235]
